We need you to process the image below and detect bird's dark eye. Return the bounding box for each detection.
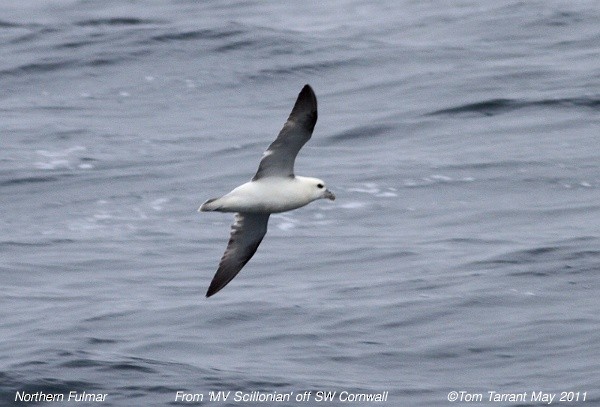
[317,183,324,189]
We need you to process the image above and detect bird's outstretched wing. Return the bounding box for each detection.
[206,212,270,297]
[252,84,317,180]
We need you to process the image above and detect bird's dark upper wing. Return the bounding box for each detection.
[252,84,317,180]
[206,212,270,297]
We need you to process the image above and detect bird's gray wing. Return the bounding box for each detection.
[206,212,270,297]
[252,84,317,180]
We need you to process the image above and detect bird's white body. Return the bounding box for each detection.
[199,84,334,297]
[200,176,328,214]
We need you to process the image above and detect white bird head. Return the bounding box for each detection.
[300,176,336,202]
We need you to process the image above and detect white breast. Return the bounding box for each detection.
[220,178,315,213]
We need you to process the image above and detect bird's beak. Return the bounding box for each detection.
[324,189,336,201]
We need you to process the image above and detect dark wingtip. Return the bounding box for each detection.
[291,84,317,132]
[205,280,221,298]
[205,286,218,298]
[299,84,316,105]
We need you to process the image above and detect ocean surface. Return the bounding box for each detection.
[1,1,599,406]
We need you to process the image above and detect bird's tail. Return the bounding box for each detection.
[198,197,221,212]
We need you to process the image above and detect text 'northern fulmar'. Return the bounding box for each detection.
[199,85,335,297]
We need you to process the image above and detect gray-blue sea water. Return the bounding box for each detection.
[1,1,600,406]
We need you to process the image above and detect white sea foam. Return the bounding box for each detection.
[34,146,90,170]
[150,198,170,211]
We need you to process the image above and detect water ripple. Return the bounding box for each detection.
[429,97,600,116]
